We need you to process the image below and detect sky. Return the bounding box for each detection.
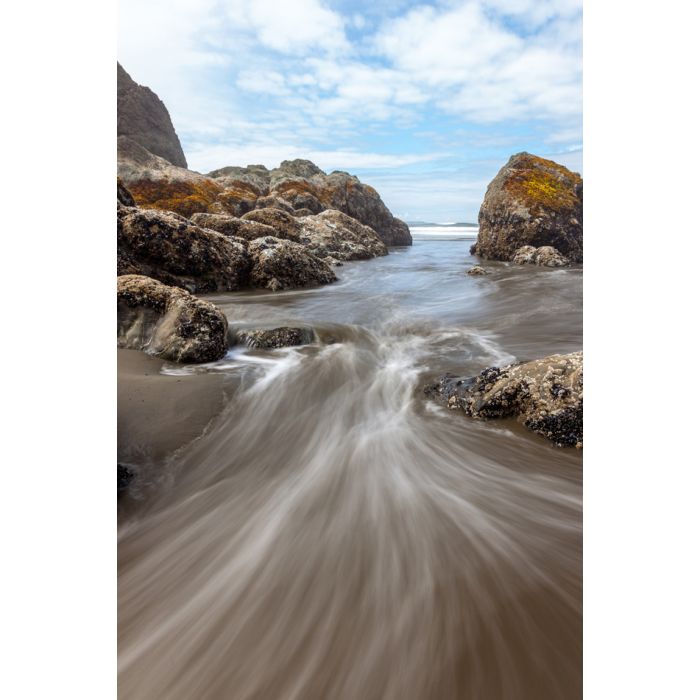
[118,0,582,223]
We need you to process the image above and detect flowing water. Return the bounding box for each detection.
[118,239,583,700]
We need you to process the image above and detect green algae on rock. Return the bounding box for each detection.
[117,274,229,363]
[472,153,583,263]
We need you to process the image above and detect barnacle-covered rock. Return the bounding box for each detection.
[247,236,337,291]
[117,274,228,363]
[425,352,583,447]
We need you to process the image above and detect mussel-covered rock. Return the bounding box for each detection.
[247,236,337,291]
[425,351,583,447]
[117,274,229,363]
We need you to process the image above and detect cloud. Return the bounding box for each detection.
[119,0,582,219]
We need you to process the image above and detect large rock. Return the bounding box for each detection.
[118,206,250,293]
[425,351,583,447]
[247,236,337,291]
[118,137,236,219]
[204,159,412,246]
[298,209,388,261]
[472,153,583,263]
[117,63,187,168]
[117,275,228,363]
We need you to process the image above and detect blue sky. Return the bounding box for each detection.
[119,0,582,222]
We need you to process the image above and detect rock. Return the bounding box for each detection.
[472,152,583,263]
[533,246,569,267]
[247,236,337,291]
[235,327,314,349]
[466,265,487,276]
[512,245,538,265]
[118,136,233,218]
[117,274,229,363]
[292,207,316,218]
[118,463,133,493]
[118,178,136,207]
[298,209,388,261]
[118,206,250,293]
[254,195,295,213]
[512,245,570,267]
[117,63,187,168]
[271,169,412,246]
[189,212,277,241]
[241,208,303,242]
[425,351,583,447]
[323,256,344,267]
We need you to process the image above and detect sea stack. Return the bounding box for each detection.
[471,152,582,264]
[117,62,188,168]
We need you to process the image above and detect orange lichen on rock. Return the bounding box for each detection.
[128,178,224,218]
[503,154,581,213]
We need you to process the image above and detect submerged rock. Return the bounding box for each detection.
[235,327,314,349]
[425,351,583,447]
[118,206,250,293]
[299,209,388,261]
[247,236,337,291]
[512,245,570,267]
[117,274,229,363]
[472,152,583,263]
[466,265,487,276]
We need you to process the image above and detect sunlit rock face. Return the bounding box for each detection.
[472,153,583,263]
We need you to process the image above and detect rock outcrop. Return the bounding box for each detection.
[512,245,570,267]
[235,327,314,349]
[472,153,582,263]
[118,274,229,363]
[117,63,187,168]
[466,265,487,276]
[298,210,388,261]
[247,236,337,291]
[118,205,250,293]
[425,351,583,447]
[118,149,411,246]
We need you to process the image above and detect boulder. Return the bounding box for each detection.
[235,327,314,349]
[425,351,583,447]
[466,265,487,276]
[117,63,187,168]
[118,206,250,293]
[298,209,388,261]
[247,236,337,291]
[241,208,303,242]
[533,246,569,267]
[511,245,538,265]
[189,212,277,241]
[117,274,229,363]
[472,153,583,263]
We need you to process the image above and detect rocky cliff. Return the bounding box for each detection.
[471,153,582,263]
[117,63,188,168]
